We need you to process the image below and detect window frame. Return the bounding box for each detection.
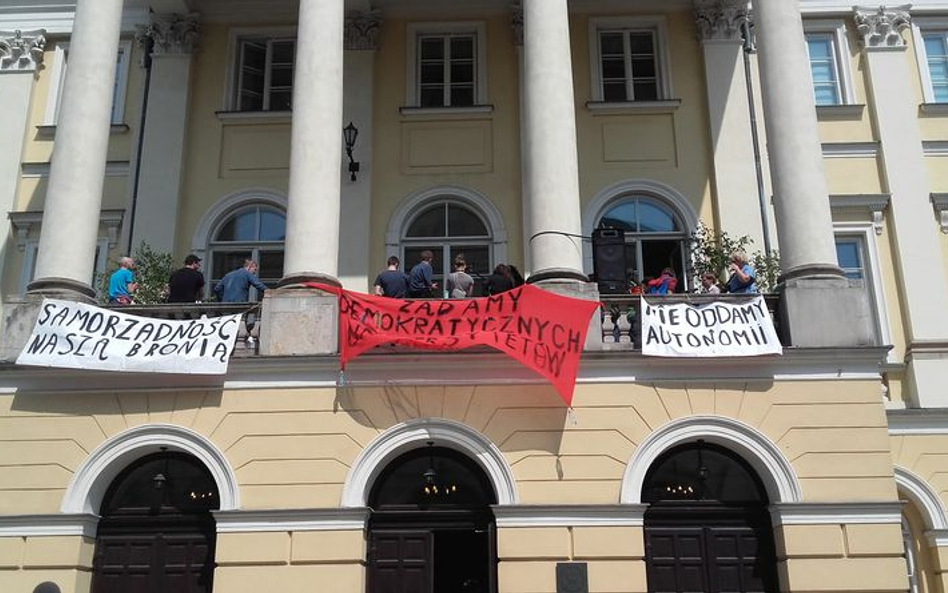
[803,20,857,106]
[588,16,672,103]
[20,237,109,295]
[224,27,297,112]
[833,223,892,354]
[911,18,948,104]
[207,204,286,300]
[44,39,133,125]
[406,22,488,109]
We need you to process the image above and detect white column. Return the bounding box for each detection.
[753,0,841,279]
[129,14,199,255]
[339,11,380,292]
[855,7,948,407]
[522,0,586,282]
[29,0,124,298]
[694,2,770,250]
[0,30,45,299]
[281,0,345,286]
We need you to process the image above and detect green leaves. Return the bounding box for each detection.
[97,242,176,305]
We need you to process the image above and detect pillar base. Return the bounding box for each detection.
[26,276,97,301]
[530,280,602,351]
[259,287,339,356]
[778,263,845,283]
[277,271,342,289]
[1,294,54,361]
[778,277,876,347]
[527,267,589,284]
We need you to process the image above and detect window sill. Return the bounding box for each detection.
[215,110,292,124]
[585,99,681,114]
[36,124,129,137]
[816,104,865,119]
[399,105,494,117]
[920,103,948,115]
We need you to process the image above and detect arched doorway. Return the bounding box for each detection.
[642,441,779,593]
[367,444,498,593]
[91,452,219,593]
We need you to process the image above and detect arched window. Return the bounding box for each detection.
[597,195,688,289]
[91,452,219,592]
[401,200,493,293]
[208,204,285,297]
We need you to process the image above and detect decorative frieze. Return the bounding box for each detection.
[693,0,748,43]
[344,10,382,50]
[853,5,911,49]
[0,29,46,72]
[137,13,200,56]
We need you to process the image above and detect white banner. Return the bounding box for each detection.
[642,296,782,357]
[16,299,242,374]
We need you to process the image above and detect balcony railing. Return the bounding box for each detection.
[600,293,782,350]
[112,302,262,355]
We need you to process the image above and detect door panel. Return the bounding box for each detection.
[368,530,433,593]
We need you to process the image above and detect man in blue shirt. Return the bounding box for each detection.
[214,259,268,302]
[407,250,438,298]
[374,256,409,298]
[108,257,137,305]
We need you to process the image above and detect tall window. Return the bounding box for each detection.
[598,29,658,102]
[208,205,285,298]
[834,233,884,344]
[806,33,842,105]
[402,201,492,293]
[235,37,295,111]
[418,34,476,107]
[45,41,132,125]
[596,196,687,288]
[922,33,948,102]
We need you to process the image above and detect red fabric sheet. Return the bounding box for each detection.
[307,283,599,406]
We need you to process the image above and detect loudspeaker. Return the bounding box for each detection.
[592,228,628,295]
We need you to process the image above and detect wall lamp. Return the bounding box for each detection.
[343,121,360,181]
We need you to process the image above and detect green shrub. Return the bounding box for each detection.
[688,224,781,292]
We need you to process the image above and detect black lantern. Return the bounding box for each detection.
[343,121,360,181]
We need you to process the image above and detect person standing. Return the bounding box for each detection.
[700,272,721,294]
[374,256,410,298]
[407,250,438,298]
[446,255,474,298]
[167,254,206,303]
[108,256,138,305]
[214,259,268,302]
[725,251,757,293]
[485,264,515,296]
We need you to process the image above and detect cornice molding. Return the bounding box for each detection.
[770,501,903,526]
[137,13,200,56]
[693,0,748,42]
[829,193,890,235]
[0,513,99,538]
[492,504,648,527]
[8,208,124,251]
[932,193,948,233]
[213,508,369,533]
[0,28,44,72]
[854,5,912,49]
[888,408,948,435]
[344,10,382,51]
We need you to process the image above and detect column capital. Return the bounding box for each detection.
[344,10,382,50]
[0,29,46,72]
[693,0,748,43]
[136,13,200,56]
[510,2,523,47]
[853,5,911,49]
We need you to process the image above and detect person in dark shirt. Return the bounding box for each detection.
[167,254,206,303]
[407,250,438,298]
[374,256,410,298]
[486,263,515,295]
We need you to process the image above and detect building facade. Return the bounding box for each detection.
[1,0,948,592]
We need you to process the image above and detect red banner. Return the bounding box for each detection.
[307,283,599,406]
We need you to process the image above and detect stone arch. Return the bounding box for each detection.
[582,179,699,274]
[895,466,948,531]
[342,418,518,508]
[620,415,802,505]
[62,424,240,514]
[384,184,509,264]
[190,187,289,261]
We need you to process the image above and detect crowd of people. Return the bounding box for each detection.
[373,251,525,299]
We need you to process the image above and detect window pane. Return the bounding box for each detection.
[420,86,443,107]
[269,90,292,111]
[239,90,263,111]
[600,202,637,232]
[216,209,258,241]
[212,251,253,282]
[603,82,627,102]
[271,40,294,64]
[632,81,658,101]
[631,56,656,78]
[601,57,626,80]
[241,41,267,70]
[270,65,293,88]
[599,32,624,55]
[420,37,444,59]
[448,205,488,237]
[421,62,445,84]
[259,210,286,241]
[257,250,284,284]
[451,62,474,84]
[628,32,655,55]
[806,37,833,58]
[450,85,475,106]
[641,239,685,288]
[450,36,474,59]
[813,84,839,106]
[835,239,862,274]
[407,205,447,237]
[637,201,677,232]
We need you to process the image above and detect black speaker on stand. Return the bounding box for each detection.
[592,228,628,295]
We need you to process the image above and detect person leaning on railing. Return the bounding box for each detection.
[725,251,757,293]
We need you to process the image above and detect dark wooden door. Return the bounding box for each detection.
[368,529,433,593]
